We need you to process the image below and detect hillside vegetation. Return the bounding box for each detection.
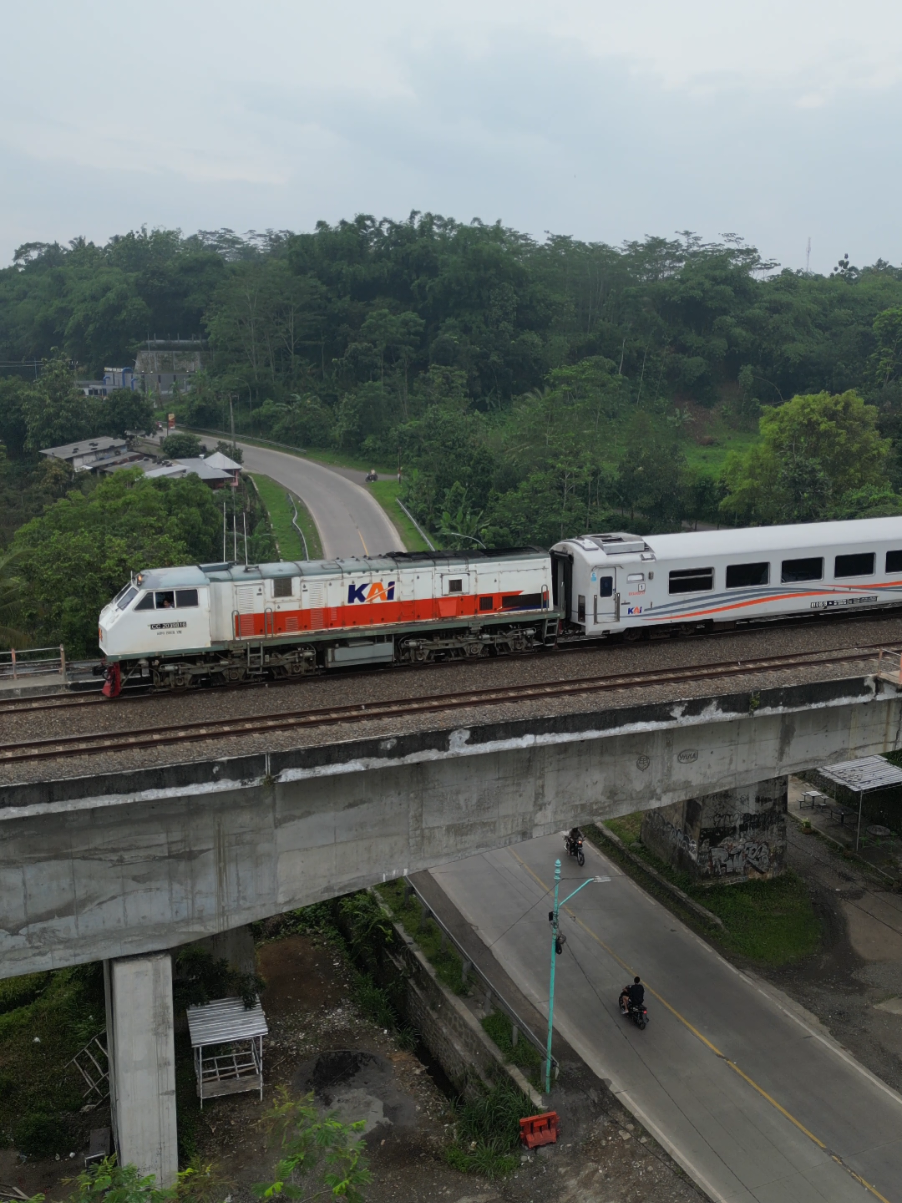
[3,220,902,556]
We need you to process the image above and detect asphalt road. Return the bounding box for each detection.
[235,441,402,559]
[430,835,902,1203]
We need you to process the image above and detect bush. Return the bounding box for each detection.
[14,1112,67,1157]
[0,972,50,1015]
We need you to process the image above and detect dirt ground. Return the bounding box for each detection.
[196,934,704,1203]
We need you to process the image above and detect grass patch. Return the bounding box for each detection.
[377,880,470,994]
[481,1011,542,1079]
[368,480,432,551]
[586,820,821,966]
[250,473,323,560]
[682,429,760,477]
[445,1077,531,1179]
[0,964,105,1146]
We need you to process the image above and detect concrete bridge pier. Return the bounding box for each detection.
[104,953,178,1187]
[639,775,788,880]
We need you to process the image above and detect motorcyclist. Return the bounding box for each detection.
[567,825,582,853]
[627,976,645,1010]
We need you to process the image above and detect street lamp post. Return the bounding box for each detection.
[545,857,610,1094]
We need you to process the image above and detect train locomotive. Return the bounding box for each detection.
[99,515,902,694]
[98,547,558,693]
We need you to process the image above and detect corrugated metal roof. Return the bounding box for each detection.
[186,997,268,1047]
[819,756,902,793]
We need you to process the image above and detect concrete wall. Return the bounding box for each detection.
[3,673,901,978]
[640,776,787,879]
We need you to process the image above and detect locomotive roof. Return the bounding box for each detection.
[133,547,545,590]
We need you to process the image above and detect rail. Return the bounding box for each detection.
[399,876,558,1077]
[0,645,66,680]
[877,647,902,687]
[395,498,435,551]
[287,492,309,560]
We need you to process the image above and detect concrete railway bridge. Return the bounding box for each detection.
[3,669,902,1184]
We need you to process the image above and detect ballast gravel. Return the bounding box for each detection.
[2,609,902,786]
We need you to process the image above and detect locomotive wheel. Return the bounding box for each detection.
[466,642,483,657]
[226,666,246,683]
[623,629,643,642]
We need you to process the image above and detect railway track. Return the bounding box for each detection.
[0,644,892,766]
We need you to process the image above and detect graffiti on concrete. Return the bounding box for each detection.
[643,807,779,878]
[706,838,772,877]
[643,809,698,862]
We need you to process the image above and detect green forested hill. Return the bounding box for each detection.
[3,218,902,545]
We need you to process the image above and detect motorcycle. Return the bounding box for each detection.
[619,987,648,1030]
[364,470,378,483]
[564,831,585,867]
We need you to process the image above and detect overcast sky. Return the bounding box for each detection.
[2,0,901,273]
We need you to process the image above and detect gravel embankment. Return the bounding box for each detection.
[2,610,901,787]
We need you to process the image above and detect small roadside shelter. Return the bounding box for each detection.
[186,996,268,1108]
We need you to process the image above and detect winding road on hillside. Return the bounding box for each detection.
[430,834,902,1203]
[234,441,402,559]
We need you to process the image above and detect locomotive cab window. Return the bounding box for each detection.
[835,552,874,578]
[154,591,175,609]
[887,550,902,574]
[598,575,613,598]
[135,592,154,611]
[116,586,138,611]
[272,577,294,598]
[726,562,769,589]
[781,557,823,583]
[175,589,198,608]
[669,567,714,594]
[577,594,586,622]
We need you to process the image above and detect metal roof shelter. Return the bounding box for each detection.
[186,996,268,1108]
[818,756,902,848]
[820,756,902,794]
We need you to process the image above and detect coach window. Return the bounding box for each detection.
[669,567,714,594]
[599,575,613,598]
[448,579,463,593]
[887,551,902,574]
[781,557,823,583]
[176,589,199,607]
[272,577,294,598]
[577,594,586,622]
[135,592,154,611]
[726,562,769,588]
[835,552,875,578]
[154,590,176,609]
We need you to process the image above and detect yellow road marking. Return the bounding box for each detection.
[508,848,892,1203]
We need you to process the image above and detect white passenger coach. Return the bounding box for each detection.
[552,516,902,639]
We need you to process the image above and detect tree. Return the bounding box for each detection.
[12,471,222,655]
[721,390,891,524]
[100,388,155,438]
[23,355,99,452]
[254,1087,372,1202]
[160,432,206,459]
[0,376,34,458]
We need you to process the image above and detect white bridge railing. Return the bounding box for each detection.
[0,644,66,680]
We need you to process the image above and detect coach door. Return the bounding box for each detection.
[591,567,617,625]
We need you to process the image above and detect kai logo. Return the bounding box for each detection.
[347,580,395,604]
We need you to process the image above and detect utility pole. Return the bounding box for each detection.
[545,858,609,1093]
[806,237,811,275]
